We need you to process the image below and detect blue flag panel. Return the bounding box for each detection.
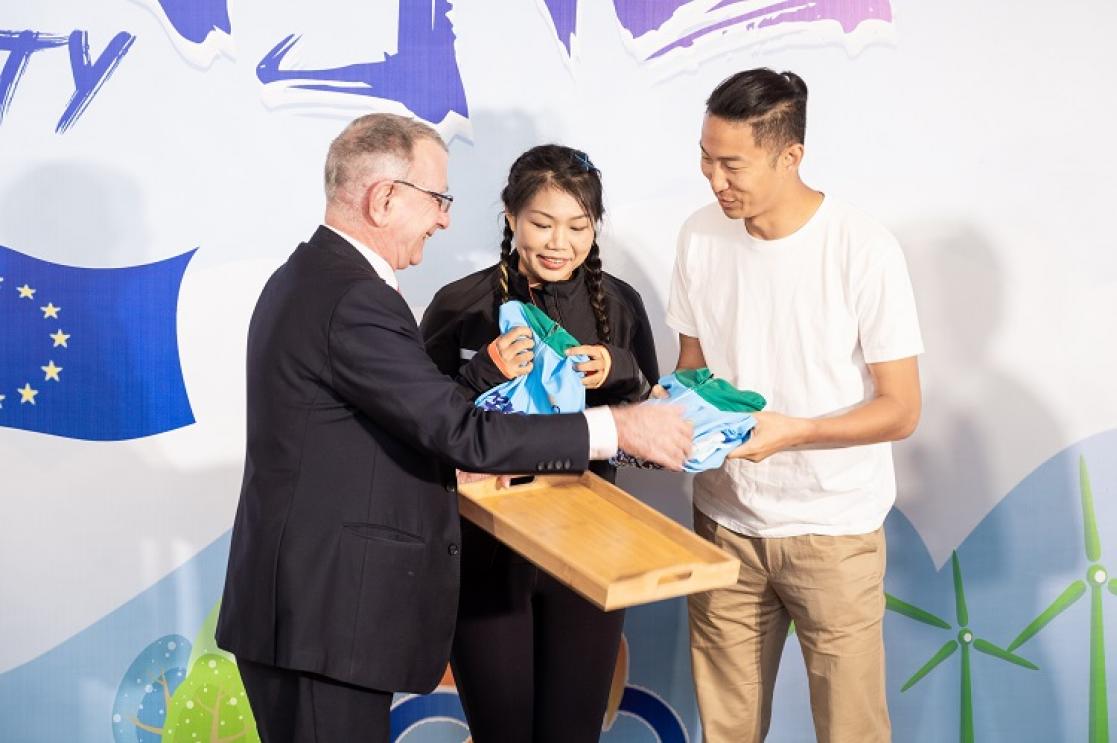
[0,245,195,440]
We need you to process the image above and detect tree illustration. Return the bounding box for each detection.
[111,634,192,742]
[163,653,259,742]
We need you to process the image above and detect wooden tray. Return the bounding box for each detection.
[458,472,740,611]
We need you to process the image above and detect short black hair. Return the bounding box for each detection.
[706,68,808,152]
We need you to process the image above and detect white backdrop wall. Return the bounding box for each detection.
[1,1,1116,741]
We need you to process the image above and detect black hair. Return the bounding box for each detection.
[706,68,808,153]
[498,144,611,342]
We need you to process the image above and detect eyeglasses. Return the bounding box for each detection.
[392,179,454,213]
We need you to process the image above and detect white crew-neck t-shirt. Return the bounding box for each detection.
[666,196,924,537]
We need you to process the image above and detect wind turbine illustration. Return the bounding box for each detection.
[887,551,1038,742]
[1007,455,1116,742]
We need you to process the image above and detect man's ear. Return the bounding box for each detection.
[781,143,804,172]
[365,180,395,227]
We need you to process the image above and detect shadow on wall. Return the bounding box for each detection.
[0,160,157,266]
[890,220,1071,740]
[400,109,542,309]
[893,220,1070,567]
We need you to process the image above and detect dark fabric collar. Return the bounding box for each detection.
[310,224,366,262]
[307,224,376,275]
[505,254,588,302]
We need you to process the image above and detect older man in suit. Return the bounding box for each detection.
[215,113,691,743]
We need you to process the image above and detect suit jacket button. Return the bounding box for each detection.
[563,459,572,469]
[444,481,457,493]
[537,463,545,471]
[448,543,460,556]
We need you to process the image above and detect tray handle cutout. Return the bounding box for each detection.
[656,569,694,586]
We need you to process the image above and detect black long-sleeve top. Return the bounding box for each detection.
[420,261,660,479]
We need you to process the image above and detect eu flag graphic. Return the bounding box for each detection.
[0,245,195,440]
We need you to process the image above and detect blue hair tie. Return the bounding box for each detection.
[573,150,594,172]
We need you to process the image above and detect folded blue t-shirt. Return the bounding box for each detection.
[613,368,766,473]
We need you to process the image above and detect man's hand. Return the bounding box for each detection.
[729,411,815,462]
[488,326,534,379]
[566,345,612,388]
[610,403,693,471]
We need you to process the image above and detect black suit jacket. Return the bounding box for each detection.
[215,227,589,693]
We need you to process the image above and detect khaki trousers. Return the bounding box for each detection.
[687,507,890,743]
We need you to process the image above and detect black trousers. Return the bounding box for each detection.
[237,657,392,743]
[450,523,626,743]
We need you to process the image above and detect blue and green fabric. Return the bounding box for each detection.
[475,301,589,415]
[639,368,766,473]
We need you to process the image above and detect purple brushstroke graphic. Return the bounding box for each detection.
[256,0,467,124]
[650,0,891,59]
[541,0,578,53]
[155,0,232,45]
[611,0,689,39]
[0,31,68,125]
[0,30,135,132]
[58,31,135,133]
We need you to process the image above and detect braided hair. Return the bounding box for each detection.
[498,221,515,304]
[498,144,612,342]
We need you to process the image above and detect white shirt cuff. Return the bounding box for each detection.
[583,406,619,460]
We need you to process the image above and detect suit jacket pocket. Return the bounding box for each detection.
[342,522,425,545]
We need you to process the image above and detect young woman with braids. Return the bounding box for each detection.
[419,144,659,742]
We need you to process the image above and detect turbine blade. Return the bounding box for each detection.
[1081,456,1102,562]
[1109,579,1117,597]
[886,593,952,629]
[973,638,1039,670]
[1007,580,1086,651]
[953,551,970,627]
[901,640,958,692]
[1090,583,1109,741]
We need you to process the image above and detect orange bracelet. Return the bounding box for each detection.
[488,339,518,379]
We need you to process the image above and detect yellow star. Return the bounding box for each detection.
[17,284,35,299]
[18,383,38,405]
[41,302,61,319]
[42,361,63,382]
[50,329,71,348]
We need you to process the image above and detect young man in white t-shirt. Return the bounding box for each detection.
[667,69,923,743]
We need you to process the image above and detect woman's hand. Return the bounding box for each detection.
[566,345,612,389]
[488,326,534,379]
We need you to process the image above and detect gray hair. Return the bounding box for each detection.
[324,113,446,202]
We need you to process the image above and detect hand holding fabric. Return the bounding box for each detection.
[727,410,814,463]
[566,344,612,389]
[488,325,534,379]
[610,403,692,471]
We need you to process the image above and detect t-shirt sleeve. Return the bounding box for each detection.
[666,227,700,338]
[854,233,925,364]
